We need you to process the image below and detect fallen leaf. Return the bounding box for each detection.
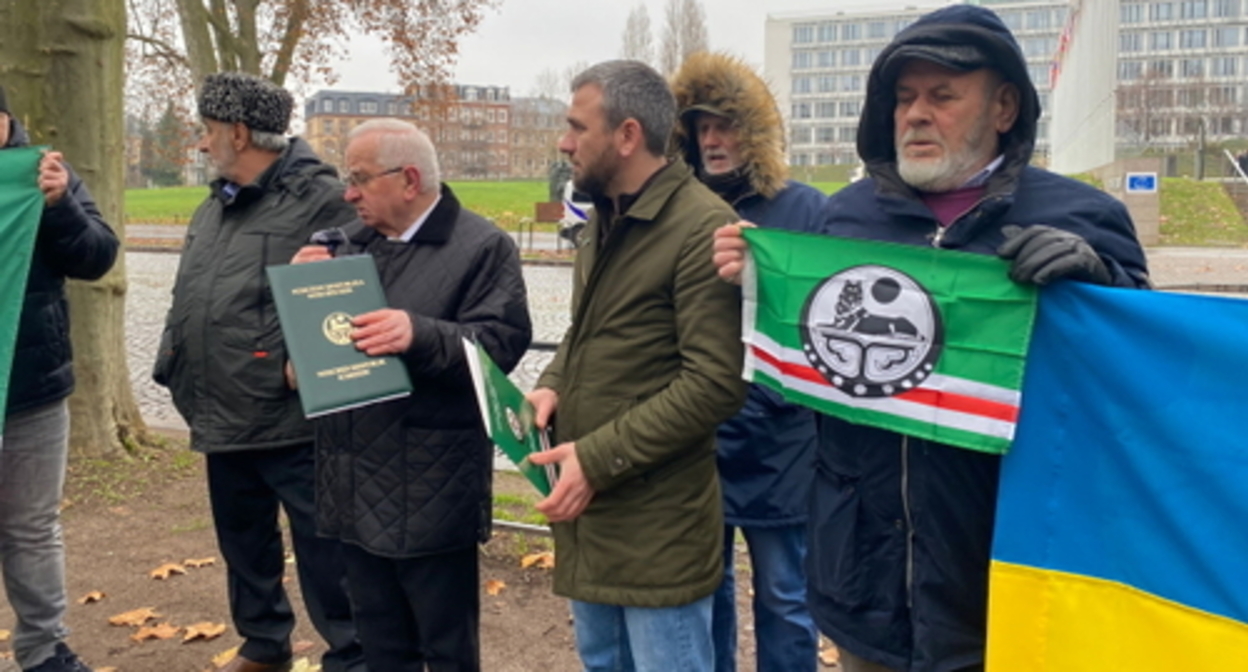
[150,562,187,580]
[109,606,160,626]
[0,628,9,641]
[78,591,106,605]
[485,578,506,596]
[183,621,227,643]
[212,646,240,668]
[131,622,181,642]
[520,551,555,569]
[292,640,316,655]
[290,658,321,672]
[184,557,217,568]
[818,644,840,666]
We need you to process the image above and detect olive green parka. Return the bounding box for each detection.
[537,158,747,607]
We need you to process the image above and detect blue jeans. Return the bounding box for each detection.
[571,595,714,672]
[0,400,71,669]
[713,524,817,672]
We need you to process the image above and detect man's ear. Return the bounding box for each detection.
[231,122,250,151]
[993,82,1021,135]
[615,118,645,158]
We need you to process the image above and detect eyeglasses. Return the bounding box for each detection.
[342,166,404,188]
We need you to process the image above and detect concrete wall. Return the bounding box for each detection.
[1092,156,1161,246]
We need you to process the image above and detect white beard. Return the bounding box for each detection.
[896,115,996,193]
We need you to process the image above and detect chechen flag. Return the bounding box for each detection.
[741,228,1037,455]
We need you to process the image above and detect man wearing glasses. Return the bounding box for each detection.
[291,118,532,671]
[153,72,364,672]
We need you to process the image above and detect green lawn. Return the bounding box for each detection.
[1159,177,1248,246]
[125,186,209,224]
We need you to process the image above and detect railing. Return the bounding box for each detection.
[1223,148,1248,185]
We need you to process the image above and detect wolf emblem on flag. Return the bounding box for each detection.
[801,265,943,398]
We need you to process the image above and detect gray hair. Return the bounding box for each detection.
[249,129,289,153]
[571,60,675,156]
[348,118,441,194]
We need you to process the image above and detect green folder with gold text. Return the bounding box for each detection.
[463,337,555,496]
[266,255,412,418]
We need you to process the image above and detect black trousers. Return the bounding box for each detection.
[206,443,366,672]
[343,543,480,672]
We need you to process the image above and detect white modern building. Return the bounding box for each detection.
[764,0,1248,169]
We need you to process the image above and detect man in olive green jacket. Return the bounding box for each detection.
[527,60,747,672]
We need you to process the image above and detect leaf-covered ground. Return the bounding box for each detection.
[1158,177,1248,247]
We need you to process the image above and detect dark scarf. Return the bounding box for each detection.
[700,167,753,206]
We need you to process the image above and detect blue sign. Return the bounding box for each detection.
[1125,172,1158,193]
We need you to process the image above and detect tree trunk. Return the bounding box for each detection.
[0,0,149,458]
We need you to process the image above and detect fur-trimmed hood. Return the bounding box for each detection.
[669,52,788,199]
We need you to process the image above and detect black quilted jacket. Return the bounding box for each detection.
[314,185,532,557]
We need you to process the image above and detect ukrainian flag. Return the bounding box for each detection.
[988,282,1248,669]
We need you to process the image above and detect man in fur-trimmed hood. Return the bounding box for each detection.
[670,52,826,672]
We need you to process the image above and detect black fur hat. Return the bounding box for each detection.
[198,72,292,134]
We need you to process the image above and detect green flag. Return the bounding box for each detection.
[0,147,47,433]
[742,228,1037,454]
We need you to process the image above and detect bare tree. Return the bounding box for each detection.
[659,0,708,75]
[562,60,591,92]
[620,3,655,66]
[0,0,143,457]
[531,67,562,99]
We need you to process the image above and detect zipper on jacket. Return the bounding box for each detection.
[930,194,998,248]
[255,233,270,351]
[901,435,915,609]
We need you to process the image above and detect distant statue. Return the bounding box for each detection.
[548,159,572,202]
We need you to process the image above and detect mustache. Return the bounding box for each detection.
[899,130,943,147]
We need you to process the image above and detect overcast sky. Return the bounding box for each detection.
[320,0,947,97]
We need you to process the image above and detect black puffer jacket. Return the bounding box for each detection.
[807,6,1150,672]
[314,186,532,558]
[153,138,356,452]
[4,118,119,416]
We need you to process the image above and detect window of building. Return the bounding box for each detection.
[818,50,836,68]
[338,98,351,113]
[792,102,811,119]
[1147,88,1175,106]
[865,47,881,62]
[1023,37,1048,57]
[817,22,837,42]
[841,75,862,91]
[1216,116,1235,134]
[1211,85,1238,104]
[1183,58,1206,77]
[838,126,857,142]
[841,49,860,66]
[816,153,834,165]
[1214,26,1240,47]
[792,153,811,166]
[1149,59,1175,78]
[894,18,914,34]
[360,101,379,114]
[321,99,333,112]
[1212,56,1237,76]
[464,87,478,101]
[793,51,814,69]
[839,100,861,117]
[321,120,332,134]
[1151,31,1173,49]
[794,23,815,43]
[1149,118,1171,137]
[487,109,496,122]
[1180,0,1208,18]
[867,21,887,38]
[791,126,812,144]
[1213,0,1241,16]
[1177,86,1205,106]
[816,126,835,143]
[1121,32,1144,52]
[1025,10,1051,29]
[499,110,507,123]
[1028,64,1048,84]
[817,75,836,93]
[1180,29,1207,48]
[1121,2,1145,22]
[842,23,861,40]
[1151,2,1175,20]
[793,77,812,94]
[816,101,837,118]
[1119,60,1145,80]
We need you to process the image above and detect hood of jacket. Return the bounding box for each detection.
[670,52,788,199]
[4,116,30,149]
[857,4,1040,186]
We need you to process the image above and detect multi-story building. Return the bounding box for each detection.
[763,1,1065,168]
[303,84,513,180]
[765,0,1248,167]
[509,97,566,179]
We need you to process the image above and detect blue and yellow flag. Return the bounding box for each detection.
[0,147,46,430]
[989,282,1248,669]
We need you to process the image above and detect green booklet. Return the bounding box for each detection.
[463,337,555,496]
[266,255,413,418]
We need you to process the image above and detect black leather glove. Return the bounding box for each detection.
[997,224,1111,286]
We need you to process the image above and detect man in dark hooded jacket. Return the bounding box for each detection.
[712,6,1150,671]
[153,72,364,672]
[0,85,117,672]
[670,52,823,672]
